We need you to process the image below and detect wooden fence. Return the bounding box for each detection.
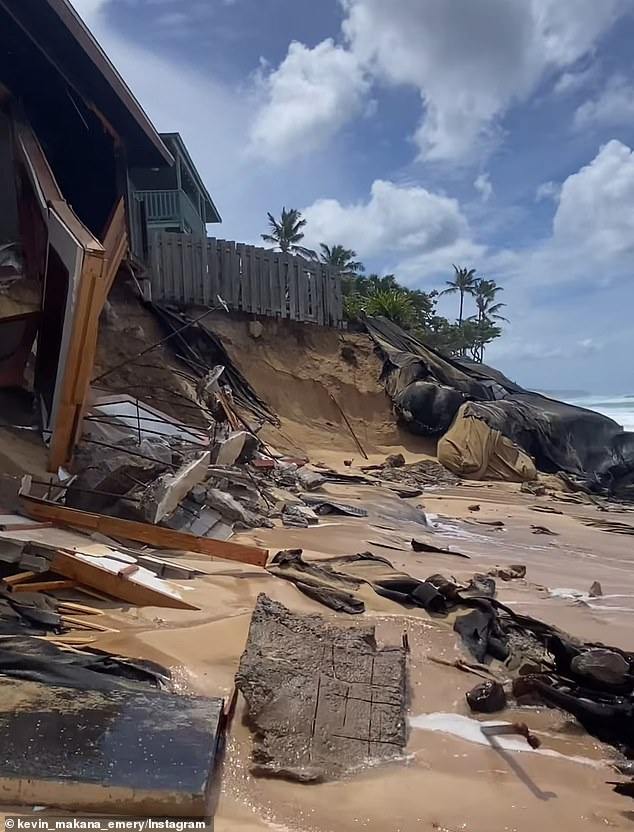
[148,232,343,327]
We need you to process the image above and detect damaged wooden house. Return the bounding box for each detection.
[0,0,177,472]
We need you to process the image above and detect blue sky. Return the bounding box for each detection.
[76,0,634,393]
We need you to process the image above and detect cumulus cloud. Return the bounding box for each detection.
[301,179,471,257]
[535,180,561,201]
[574,75,634,129]
[346,0,630,160]
[554,139,634,258]
[249,39,370,161]
[474,173,493,202]
[553,65,596,95]
[250,0,629,162]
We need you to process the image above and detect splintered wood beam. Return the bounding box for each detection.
[50,550,199,611]
[12,580,76,593]
[20,496,270,568]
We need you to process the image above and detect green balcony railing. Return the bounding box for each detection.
[135,189,205,236]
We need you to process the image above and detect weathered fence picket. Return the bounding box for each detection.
[148,232,343,326]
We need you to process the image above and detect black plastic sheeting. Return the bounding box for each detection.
[0,636,171,692]
[148,304,278,426]
[364,316,634,494]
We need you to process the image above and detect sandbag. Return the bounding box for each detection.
[438,405,537,483]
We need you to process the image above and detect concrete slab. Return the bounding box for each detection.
[236,595,407,782]
[0,677,223,816]
[145,451,211,524]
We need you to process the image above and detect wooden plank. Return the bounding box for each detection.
[315,269,325,326]
[229,241,240,308]
[12,580,76,593]
[20,496,269,568]
[273,253,282,318]
[288,255,299,320]
[220,239,230,308]
[298,266,308,322]
[99,197,128,307]
[0,522,52,532]
[61,615,117,632]
[257,248,273,315]
[57,602,104,616]
[50,549,198,611]
[48,248,105,471]
[200,237,211,306]
[235,243,246,311]
[208,238,219,303]
[3,571,37,586]
[246,245,256,313]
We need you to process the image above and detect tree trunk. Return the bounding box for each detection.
[459,291,464,326]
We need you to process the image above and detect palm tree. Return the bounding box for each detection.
[261,208,313,256]
[471,279,507,362]
[319,244,364,276]
[440,265,477,327]
[474,279,508,324]
[364,273,399,293]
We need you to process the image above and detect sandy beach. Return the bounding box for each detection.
[47,452,629,832]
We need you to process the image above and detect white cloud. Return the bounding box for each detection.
[474,172,493,202]
[574,75,634,129]
[249,39,370,161]
[553,65,596,95]
[535,180,560,201]
[250,0,629,163]
[342,0,629,160]
[302,179,471,258]
[71,1,351,248]
[554,139,634,258]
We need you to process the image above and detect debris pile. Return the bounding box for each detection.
[264,547,634,792]
[362,457,461,493]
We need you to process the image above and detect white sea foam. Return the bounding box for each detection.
[567,394,634,431]
[410,713,603,767]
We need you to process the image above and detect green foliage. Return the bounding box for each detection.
[364,288,416,327]
[319,244,365,276]
[261,208,314,256]
[264,211,508,361]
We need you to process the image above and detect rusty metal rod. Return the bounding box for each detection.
[480,722,541,749]
[328,391,369,460]
[92,308,215,384]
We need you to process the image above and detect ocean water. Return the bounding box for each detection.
[568,394,634,431]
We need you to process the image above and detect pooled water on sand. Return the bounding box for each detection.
[92,476,634,832]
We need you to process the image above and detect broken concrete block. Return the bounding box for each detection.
[143,451,211,524]
[205,488,253,524]
[296,467,326,491]
[139,438,173,465]
[0,539,24,564]
[0,676,223,816]
[67,450,167,514]
[214,432,247,466]
[571,649,630,686]
[282,504,319,527]
[248,320,264,339]
[385,453,405,468]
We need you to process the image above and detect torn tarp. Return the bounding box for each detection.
[0,635,170,691]
[364,315,634,493]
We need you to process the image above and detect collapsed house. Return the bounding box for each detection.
[0,0,175,471]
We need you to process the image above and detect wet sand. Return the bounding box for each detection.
[3,466,634,829]
[76,466,634,832]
